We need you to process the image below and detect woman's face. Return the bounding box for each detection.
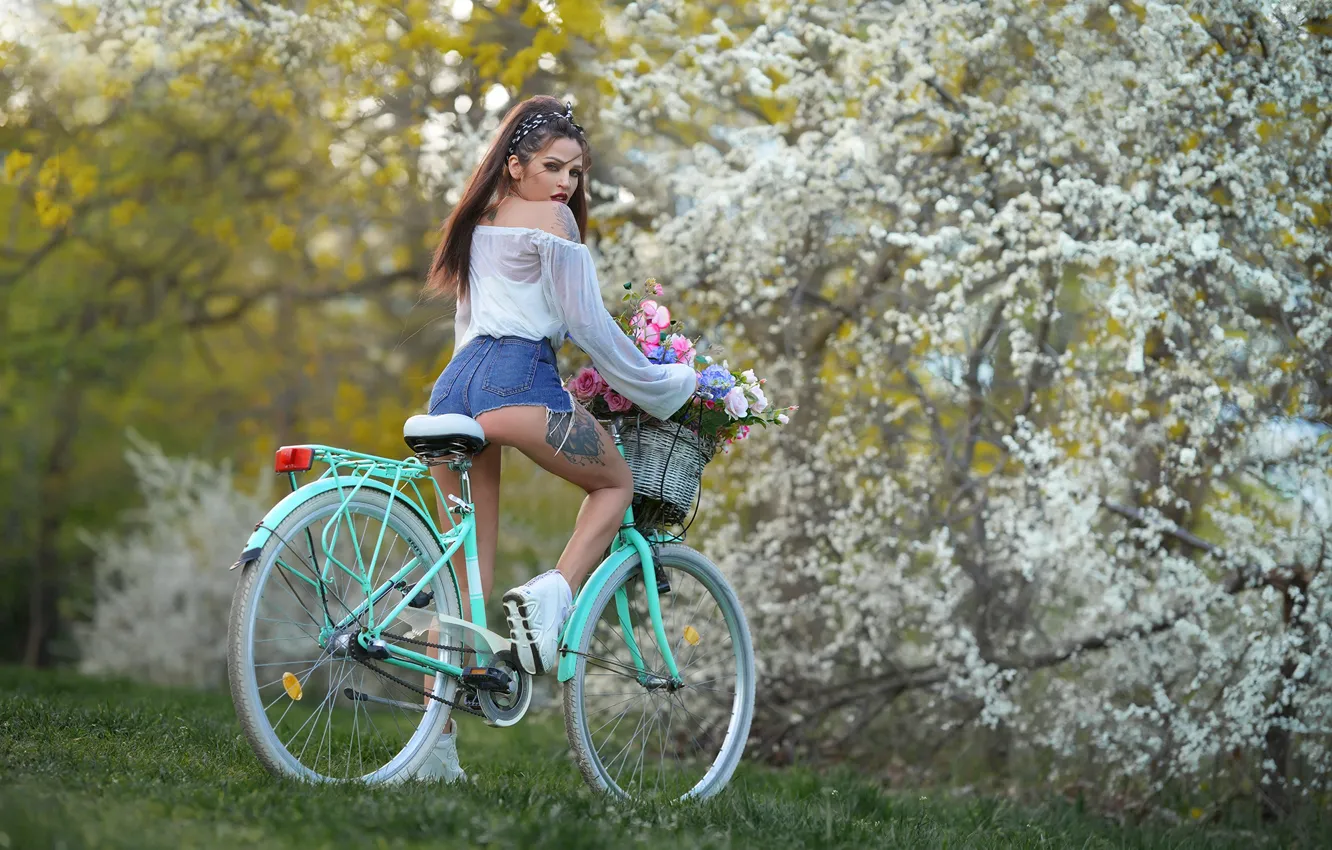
[508,136,585,205]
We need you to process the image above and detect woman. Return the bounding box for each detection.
[412,96,697,781]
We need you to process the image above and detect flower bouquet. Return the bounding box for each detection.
[564,278,795,527]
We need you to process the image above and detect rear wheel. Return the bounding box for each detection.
[227,488,463,782]
[563,544,755,800]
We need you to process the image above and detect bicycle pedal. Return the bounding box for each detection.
[460,666,513,693]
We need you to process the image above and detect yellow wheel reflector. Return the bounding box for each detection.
[282,672,303,700]
[683,625,700,646]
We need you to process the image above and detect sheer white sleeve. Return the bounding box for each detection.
[535,233,696,421]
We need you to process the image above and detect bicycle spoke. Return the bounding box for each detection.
[236,492,464,783]
[570,548,751,801]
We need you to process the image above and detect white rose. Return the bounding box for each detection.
[747,385,768,413]
[776,413,790,425]
[740,368,759,387]
[723,386,749,419]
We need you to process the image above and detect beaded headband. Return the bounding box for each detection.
[506,101,585,158]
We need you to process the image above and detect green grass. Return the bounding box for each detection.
[1,667,1326,849]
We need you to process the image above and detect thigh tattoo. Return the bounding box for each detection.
[546,406,605,466]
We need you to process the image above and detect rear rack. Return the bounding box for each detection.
[278,444,456,534]
[303,446,432,482]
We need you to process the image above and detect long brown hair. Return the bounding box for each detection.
[426,95,592,300]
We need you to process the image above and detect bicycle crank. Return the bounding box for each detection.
[473,650,532,728]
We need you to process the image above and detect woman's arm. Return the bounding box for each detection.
[531,213,695,420]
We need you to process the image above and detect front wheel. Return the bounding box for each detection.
[563,544,755,800]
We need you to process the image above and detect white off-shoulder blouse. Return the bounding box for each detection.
[454,225,696,421]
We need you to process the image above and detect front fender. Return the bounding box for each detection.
[230,476,438,570]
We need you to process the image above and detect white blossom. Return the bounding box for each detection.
[593,0,1332,806]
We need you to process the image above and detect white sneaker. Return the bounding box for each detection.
[502,569,573,675]
[413,722,467,783]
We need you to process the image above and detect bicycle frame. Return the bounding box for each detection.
[234,423,684,691]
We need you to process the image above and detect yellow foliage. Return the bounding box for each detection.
[3,150,33,182]
[474,43,505,78]
[1097,391,1129,415]
[312,248,341,271]
[756,96,796,124]
[37,157,62,190]
[267,224,297,253]
[33,190,74,229]
[392,245,413,270]
[1306,17,1332,37]
[57,5,98,32]
[521,1,546,28]
[971,440,1003,476]
[214,217,239,248]
[167,74,202,99]
[67,164,99,201]
[556,0,603,38]
[109,199,141,227]
[265,169,301,193]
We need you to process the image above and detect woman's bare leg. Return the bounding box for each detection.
[475,404,631,590]
[430,442,502,604]
[425,443,501,710]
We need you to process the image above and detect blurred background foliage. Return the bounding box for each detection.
[0,0,621,667]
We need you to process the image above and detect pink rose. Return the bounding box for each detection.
[722,386,749,419]
[568,367,606,402]
[640,299,671,331]
[667,334,696,367]
[604,390,633,413]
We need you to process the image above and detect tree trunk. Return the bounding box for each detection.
[22,385,83,668]
[1259,572,1308,821]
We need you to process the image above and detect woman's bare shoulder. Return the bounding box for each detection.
[488,199,580,243]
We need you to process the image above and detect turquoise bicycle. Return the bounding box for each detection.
[226,412,755,800]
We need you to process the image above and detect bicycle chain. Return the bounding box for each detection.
[349,648,485,717]
[347,630,488,717]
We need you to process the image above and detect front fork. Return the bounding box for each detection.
[608,418,682,687]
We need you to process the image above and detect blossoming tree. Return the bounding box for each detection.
[592,0,1332,815]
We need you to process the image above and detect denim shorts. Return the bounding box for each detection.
[428,335,574,419]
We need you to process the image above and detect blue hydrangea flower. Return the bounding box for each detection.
[697,364,735,401]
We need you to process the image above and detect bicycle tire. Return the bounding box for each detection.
[227,487,461,783]
[562,543,755,800]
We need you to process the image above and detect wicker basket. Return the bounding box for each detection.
[619,417,716,529]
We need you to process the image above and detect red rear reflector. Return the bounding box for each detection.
[275,446,314,473]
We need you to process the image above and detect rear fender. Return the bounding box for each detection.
[230,477,438,570]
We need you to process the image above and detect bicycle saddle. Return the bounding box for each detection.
[403,413,487,456]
